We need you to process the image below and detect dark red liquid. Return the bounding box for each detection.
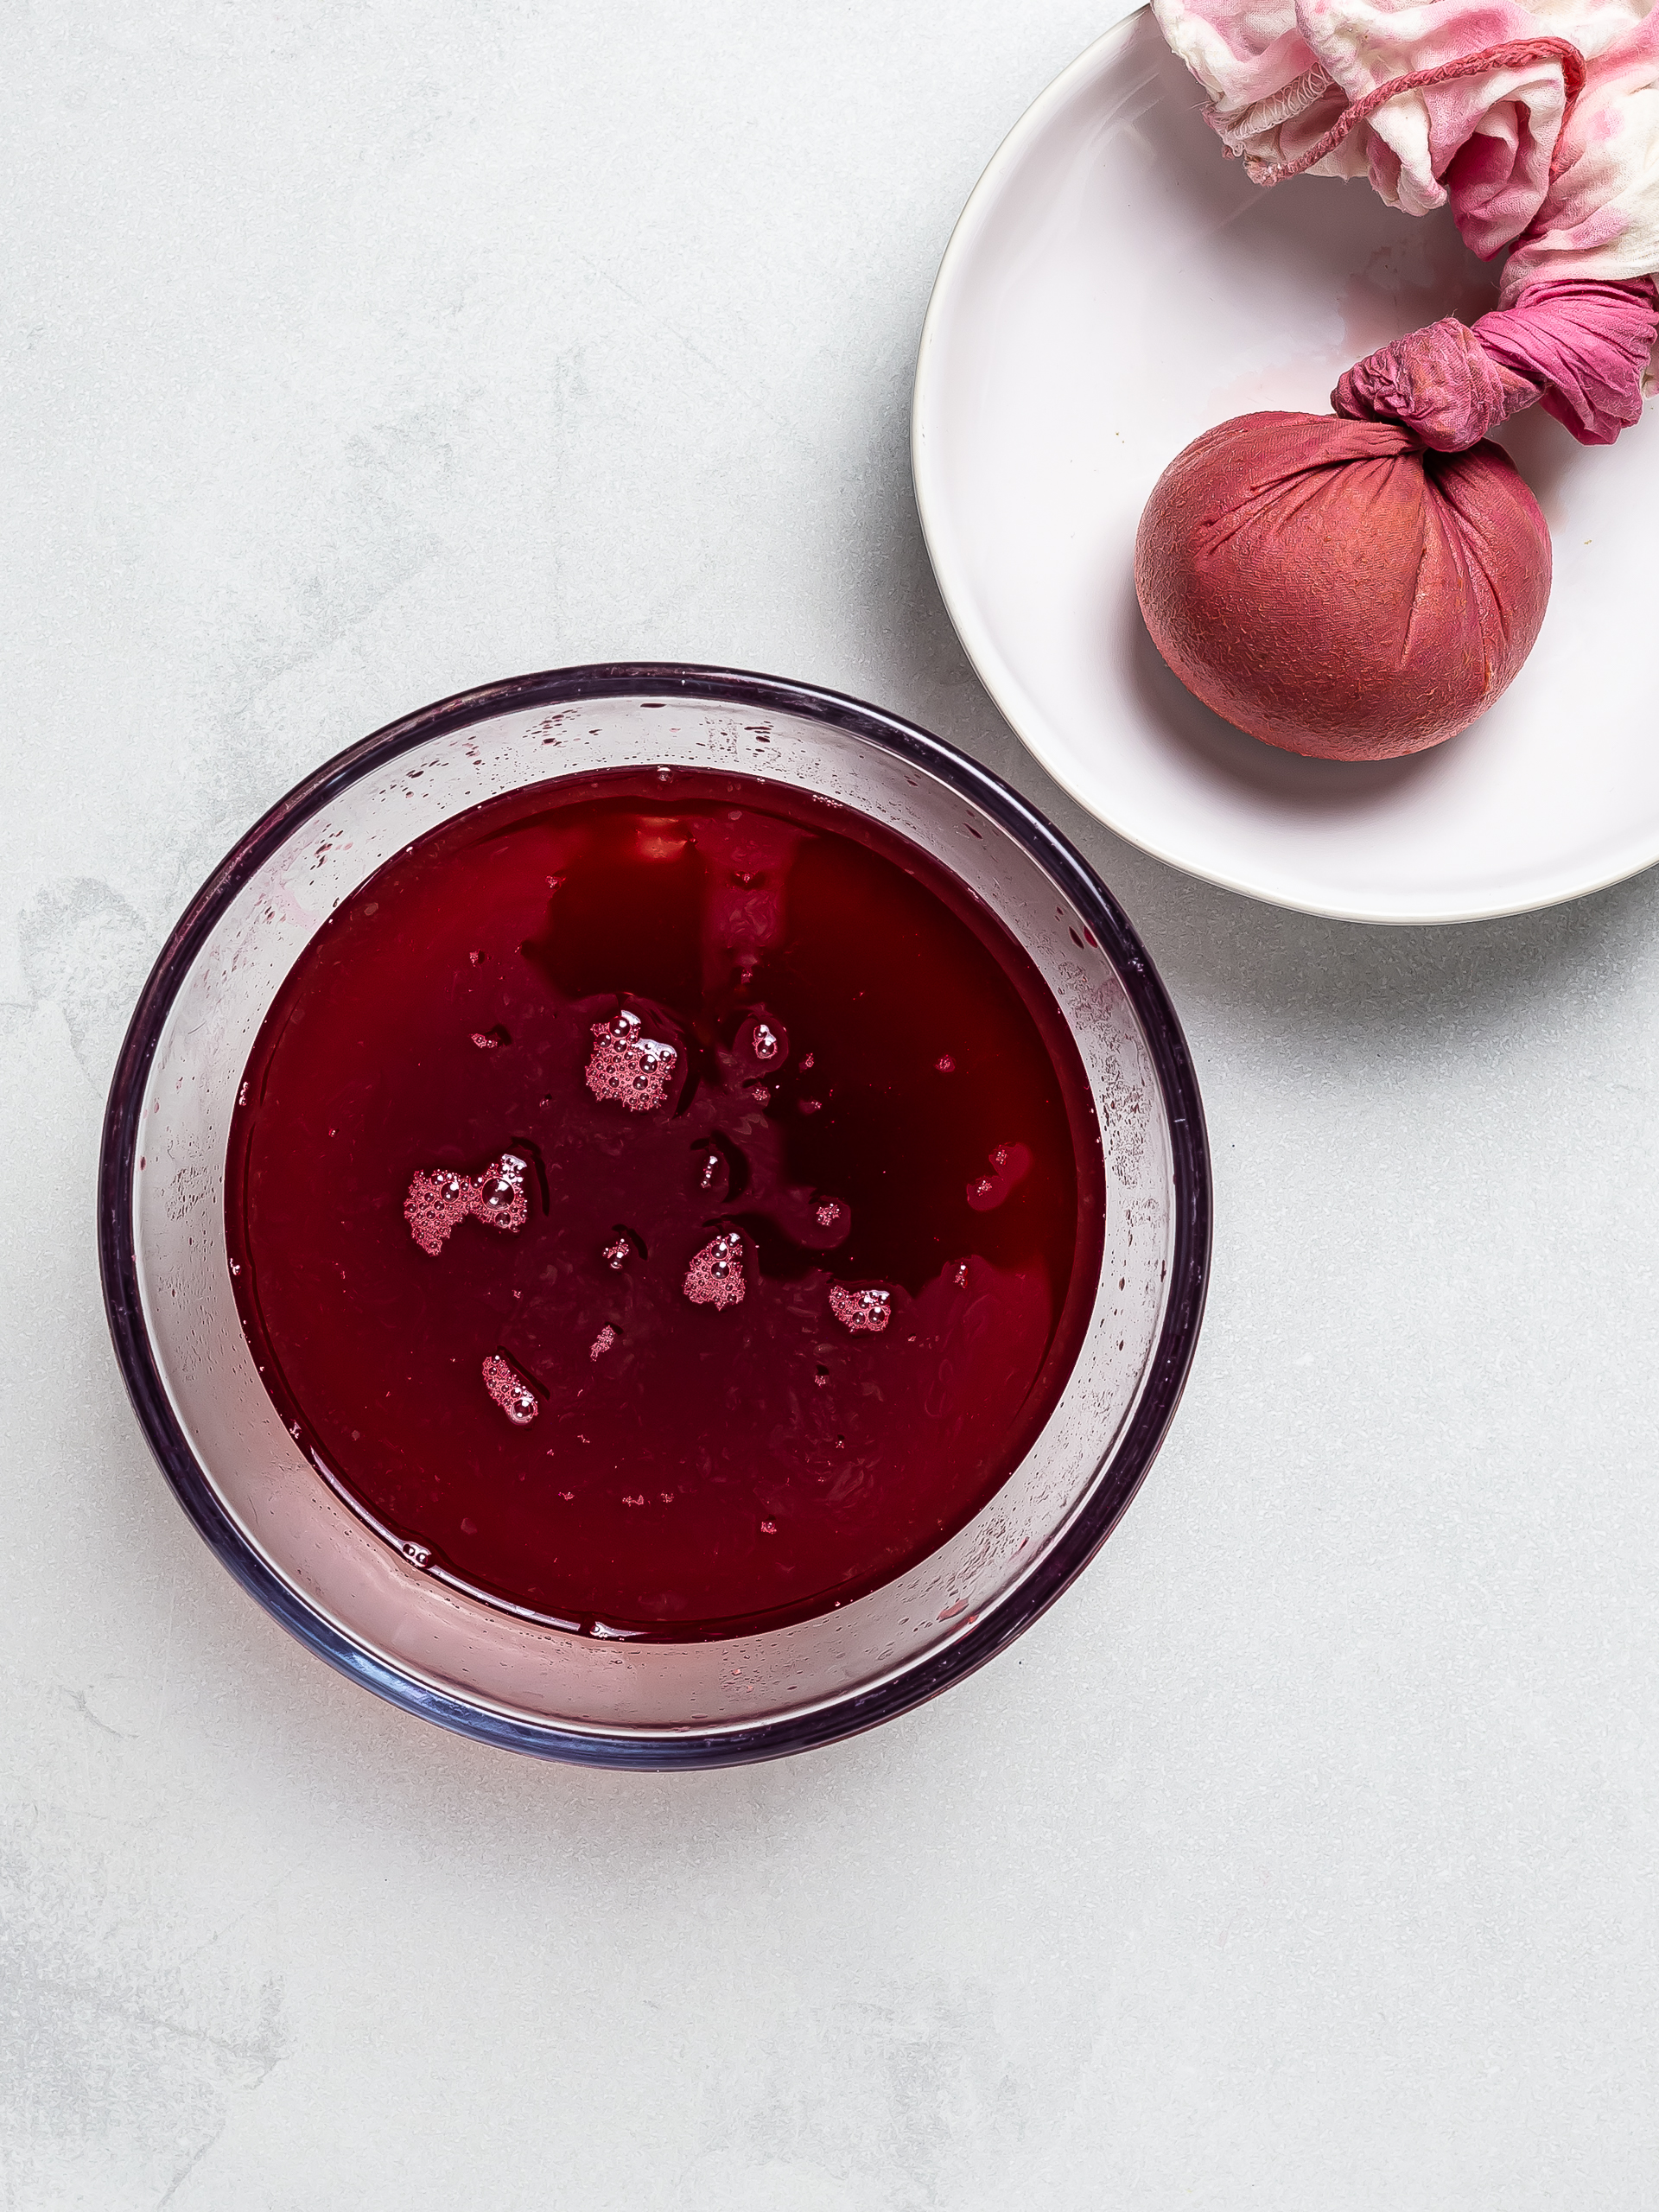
[227,768,1103,1637]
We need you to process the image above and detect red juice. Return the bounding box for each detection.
[226,768,1103,1638]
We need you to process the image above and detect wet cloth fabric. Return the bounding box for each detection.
[1152,0,1659,299]
[1332,275,1658,442]
[1133,413,1552,758]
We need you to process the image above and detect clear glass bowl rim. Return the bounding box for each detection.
[98,663,1212,1769]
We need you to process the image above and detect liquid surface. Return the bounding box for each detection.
[227,768,1103,1637]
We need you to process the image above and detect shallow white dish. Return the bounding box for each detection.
[912,7,1659,925]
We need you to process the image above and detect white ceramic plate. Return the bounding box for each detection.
[913,8,1659,924]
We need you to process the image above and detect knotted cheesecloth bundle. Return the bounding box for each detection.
[1135,0,1659,759]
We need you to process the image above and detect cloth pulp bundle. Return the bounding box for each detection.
[1136,0,1659,759]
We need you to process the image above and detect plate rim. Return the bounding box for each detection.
[911,6,1659,927]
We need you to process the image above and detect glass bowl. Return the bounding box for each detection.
[99,665,1210,1767]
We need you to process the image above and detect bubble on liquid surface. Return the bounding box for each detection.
[482,1351,540,1426]
[586,1007,677,1112]
[738,1011,788,1071]
[404,1167,474,1255]
[965,1140,1033,1213]
[477,1153,529,1230]
[829,1283,892,1336]
[683,1230,746,1311]
[589,1324,617,1362]
[404,1152,528,1254]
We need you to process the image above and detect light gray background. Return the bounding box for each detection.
[3,5,1656,2207]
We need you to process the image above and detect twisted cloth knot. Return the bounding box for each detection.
[1332,277,1658,449]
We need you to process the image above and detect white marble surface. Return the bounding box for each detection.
[3,4,1656,2206]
